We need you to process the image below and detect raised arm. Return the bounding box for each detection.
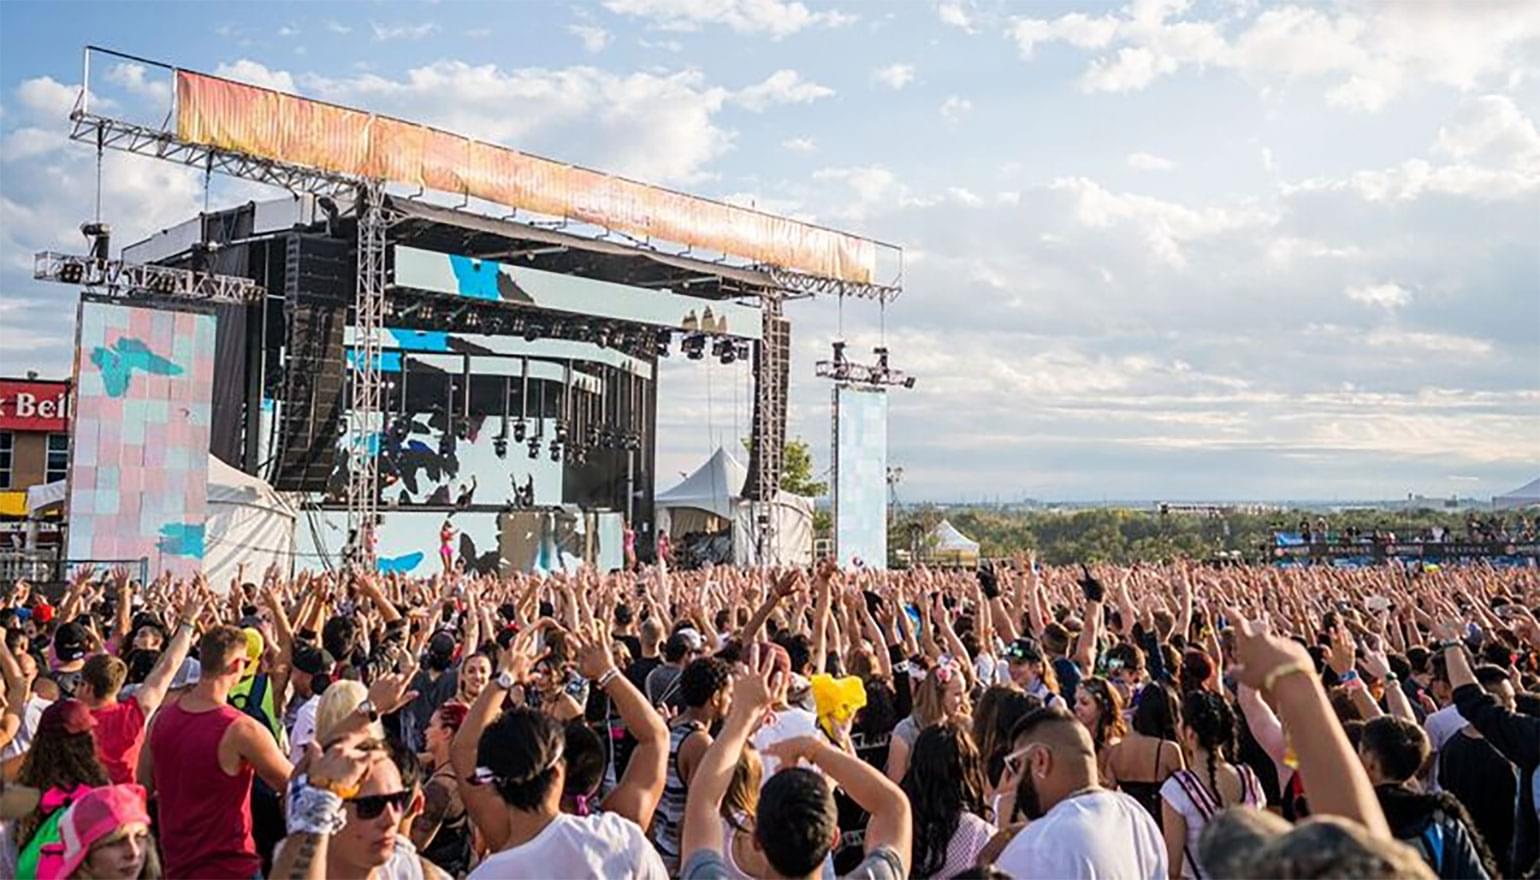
[810,563,834,674]
[1231,611,1387,838]
[574,620,669,828]
[768,734,913,871]
[681,646,781,864]
[741,569,799,643]
[134,598,203,715]
[451,635,534,852]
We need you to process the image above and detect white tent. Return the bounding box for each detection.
[26,455,298,588]
[655,446,813,566]
[924,519,980,566]
[1495,477,1540,510]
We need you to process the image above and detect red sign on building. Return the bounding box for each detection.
[0,380,70,432]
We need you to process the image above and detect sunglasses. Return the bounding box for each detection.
[347,790,411,820]
[1001,744,1043,779]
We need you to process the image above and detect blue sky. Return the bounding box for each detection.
[2,0,1537,502]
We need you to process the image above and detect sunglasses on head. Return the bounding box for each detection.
[347,790,411,820]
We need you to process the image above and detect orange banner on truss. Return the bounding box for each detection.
[175,71,877,284]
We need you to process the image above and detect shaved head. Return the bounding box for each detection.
[1011,706,1096,758]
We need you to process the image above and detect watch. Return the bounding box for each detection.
[495,670,517,690]
[356,698,379,722]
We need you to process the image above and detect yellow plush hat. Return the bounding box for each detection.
[241,627,265,680]
[810,673,867,739]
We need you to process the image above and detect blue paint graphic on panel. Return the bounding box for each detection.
[347,350,404,372]
[388,328,451,352]
[448,254,502,300]
[377,551,424,573]
[157,522,206,558]
[91,338,183,397]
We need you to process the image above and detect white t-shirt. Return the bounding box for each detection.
[751,706,821,780]
[996,789,1167,880]
[287,694,321,765]
[468,812,668,880]
[0,695,51,762]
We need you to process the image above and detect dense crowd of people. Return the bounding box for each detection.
[0,554,1536,878]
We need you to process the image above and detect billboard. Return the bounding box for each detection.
[0,379,69,432]
[174,71,879,284]
[67,300,217,578]
[834,385,887,570]
[393,246,764,340]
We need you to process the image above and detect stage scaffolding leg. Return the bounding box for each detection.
[753,296,788,566]
[347,181,386,565]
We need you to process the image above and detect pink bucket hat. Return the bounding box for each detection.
[43,784,152,880]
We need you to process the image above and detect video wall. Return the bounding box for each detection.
[834,384,888,569]
[67,299,217,578]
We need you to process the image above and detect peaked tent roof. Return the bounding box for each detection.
[655,446,747,520]
[1495,476,1540,509]
[930,519,980,553]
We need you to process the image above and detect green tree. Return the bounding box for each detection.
[741,436,828,497]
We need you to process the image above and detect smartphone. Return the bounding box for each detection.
[904,604,922,627]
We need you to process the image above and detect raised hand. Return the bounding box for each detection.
[1228,607,1314,691]
[366,662,420,716]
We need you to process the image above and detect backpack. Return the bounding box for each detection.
[16,785,88,880]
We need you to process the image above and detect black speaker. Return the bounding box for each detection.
[271,234,352,491]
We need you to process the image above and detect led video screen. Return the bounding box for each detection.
[67,299,217,578]
[834,385,887,570]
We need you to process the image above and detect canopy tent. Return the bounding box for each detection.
[26,455,298,588]
[923,519,980,567]
[655,446,813,566]
[1494,477,1540,510]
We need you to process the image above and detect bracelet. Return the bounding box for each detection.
[286,781,346,835]
[1337,669,1359,684]
[1262,660,1313,693]
[1382,672,1399,683]
[595,667,622,690]
[1437,639,1462,652]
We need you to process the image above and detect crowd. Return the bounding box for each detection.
[0,554,1536,879]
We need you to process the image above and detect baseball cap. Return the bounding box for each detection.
[53,622,89,663]
[49,784,153,880]
[1004,637,1044,664]
[169,657,202,690]
[292,644,336,677]
[31,603,53,625]
[37,699,96,736]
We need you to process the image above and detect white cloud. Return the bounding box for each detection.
[1051,176,1275,268]
[1126,151,1174,171]
[1363,328,1493,356]
[1435,94,1540,168]
[1345,282,1411,309]
[277,25,300,37]
[568,24,612,53]
[1287,157,1540,202]
[302,61,733,185]
[1008,12,1119,57]
[370,21,438,41]
[947,186,983,206]
[781,136,817,153]
[811,165,904,210]
[996,190,1021,205]
[1007,1,1540,111]
[937,1,974,33]
[324,20,352,35]
[734,69,834,111]
[16,76,82,117]
[871,63,915,90]
[940,95,973,123]
[214,60,296,93]
[105,63,171,103]
[603,0,854,38]
[639,38,685,52]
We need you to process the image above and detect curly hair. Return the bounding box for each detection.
[901,720,987,879]
[16,729,110,846]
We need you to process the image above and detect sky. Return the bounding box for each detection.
[1,0,1537,503]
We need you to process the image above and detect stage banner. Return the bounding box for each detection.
[175,71,878,284]
[67,299,217,578]
[834,385,887,570]
[393,245,763,340]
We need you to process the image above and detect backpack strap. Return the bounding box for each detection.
[1420,822,1446,875]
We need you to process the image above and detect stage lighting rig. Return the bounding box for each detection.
[654,330,673,358]
[815,341,917,389]
[713,338,737,364]
[682,333,707,360]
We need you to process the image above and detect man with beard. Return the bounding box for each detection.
[994,706,1166,879]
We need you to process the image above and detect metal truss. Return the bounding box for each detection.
[34,251,263,303]
[765,267,902,303]
[69,113,358,199]
[752,297,789,565]
[346,182,388,565]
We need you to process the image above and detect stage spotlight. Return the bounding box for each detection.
[81,222,112,263]
[654,331,672,358]
[493,435,508,458]
[524,322,542,342]
[512,419,527,442]
[832,340,847,366]
[549,440,562,462]
[682,333,707,360]
[734,341,752,361]
[60,260,84,284]
[713,339,736,365]
[903,376,916,389]
[527,437,541,458]
[595,325,611,349]
[388,418,410,444]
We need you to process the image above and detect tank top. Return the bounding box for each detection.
[150,701,260,879]
[651,720,704,866]
[421,768,473,877]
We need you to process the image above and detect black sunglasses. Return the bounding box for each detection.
[348,790,411,820]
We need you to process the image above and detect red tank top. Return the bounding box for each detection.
[91,697,147,785]
[149,701,260,879]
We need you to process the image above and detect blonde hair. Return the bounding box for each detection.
[912,663,967,729]
[314,680,384,746]
[75,826,164,879]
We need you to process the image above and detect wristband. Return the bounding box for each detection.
[1337,669,1359,684]
[286,779,346,835]
[1437,639,1462,652]
[595,667,622,690]
[495,670,517,691]
[1262,660,1313,693]
[1382,672,1398,683]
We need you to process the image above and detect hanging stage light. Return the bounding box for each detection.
[512,419,527,442]
[493,435,508,458]
[654,330,672,358]
[713,338,736,365]
[682,333,707,360]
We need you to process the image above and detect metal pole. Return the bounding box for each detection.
[346,180,386,565]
